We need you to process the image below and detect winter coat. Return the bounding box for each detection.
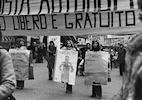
[117,47,126,63]
[0,48,16,100]
[47,45,56,69]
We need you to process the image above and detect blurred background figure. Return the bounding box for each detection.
[112,1,142,99]
[37,43,45,63]
[138,0,142,21]
[0,46,16,100]
[79,43,91,76]
[112,34,142,100]
[117,43,126,76]
[47,41,56,80]
[28,42,38,63]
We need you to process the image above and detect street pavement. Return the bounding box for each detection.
[13,61,122,100]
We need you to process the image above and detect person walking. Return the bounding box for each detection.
[61,40,77,94]
[117,44,126,76]
[84,41,109,99]
[37,43,44,63]
[47,41,56,80]
[16,39,28,89]
[90,41,102,99]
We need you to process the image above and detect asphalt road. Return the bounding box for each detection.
[13,61,122,100]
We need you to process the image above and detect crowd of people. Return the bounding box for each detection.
[46,40,110,99]
[9,37,127,98]
[1,0,142,100]
[0,36,137,100]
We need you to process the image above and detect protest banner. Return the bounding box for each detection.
[9,49,30,80]
[0,0,141,36]
[84,51,110,85]
[54,49,78,85]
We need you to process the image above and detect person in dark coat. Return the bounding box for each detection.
[117,44,126,76]
[76,49,82,75]
[37,43,44,63]
[47,41,56,80]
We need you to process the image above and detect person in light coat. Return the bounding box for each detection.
[0,47,16,100]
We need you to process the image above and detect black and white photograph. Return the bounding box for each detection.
[0,0,142,100]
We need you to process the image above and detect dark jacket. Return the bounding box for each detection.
[0,48,16,100]
[47,45,56,68]
[80,47,89,59]
[117,47,126,63]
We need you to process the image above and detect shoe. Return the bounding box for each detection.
[90,95,96,98]
[49,77,52,80]
[16,87,19,89]
[17,87,24,90]
[66,91,72,94]
[19,87,24,90]
[108,78,111,82]
[96,95,102,99]
[49,78,52,80]
[80,73,85,76]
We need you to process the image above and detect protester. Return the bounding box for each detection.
[117,43,126,76]
[61,40,76,94]
[0,46,16,100]
[47,41,56,80]
[84,41,108,99]
[91,41,102,99]
[15,39,27,89]
[15,39,34,89]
